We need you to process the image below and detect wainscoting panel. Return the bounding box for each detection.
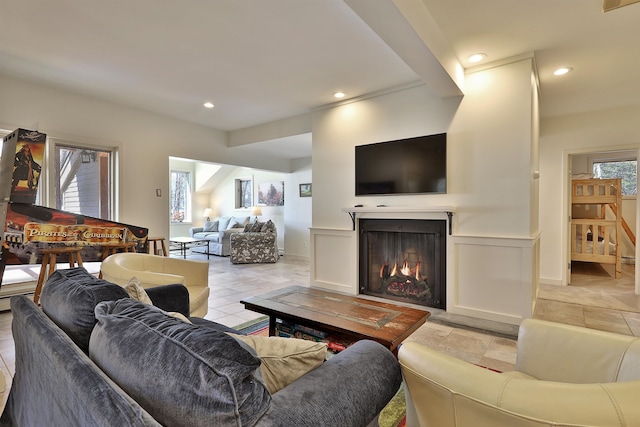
[310,228,357,294]
[451,234,540,325]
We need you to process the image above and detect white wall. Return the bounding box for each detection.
[283,158,312,259]
[0,73,293,241]
[312,58,537,237]
[312,84,460,228]
[311,57,540,324]
[448,59,538,237]
[539,105,640,285]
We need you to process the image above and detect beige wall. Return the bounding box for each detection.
[0,73,292,241]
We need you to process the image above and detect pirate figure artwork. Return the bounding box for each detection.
[12,144,41,192]
[6,129,46,204]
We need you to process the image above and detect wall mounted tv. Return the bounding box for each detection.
[355,133,446,196]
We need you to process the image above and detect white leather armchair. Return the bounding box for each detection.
[100,253,210,317]
[399,318,640,427]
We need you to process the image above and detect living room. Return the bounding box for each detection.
[168,158,312,261]
[2,0,640,323]
[2,1,640,424]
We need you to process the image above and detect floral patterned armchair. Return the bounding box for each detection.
[230,219,279,264]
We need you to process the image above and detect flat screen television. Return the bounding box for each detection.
[355,133,446,196]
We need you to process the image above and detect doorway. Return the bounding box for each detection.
[568,150,637,288]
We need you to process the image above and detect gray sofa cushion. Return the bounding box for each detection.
[192,231,221,242]
[228,216,250,229]
[90,299,271,427]
[217,216,232,230]
[40,267,129,353]
[261,219,276,233]
[202,220,219,232]
[245,221,264,232]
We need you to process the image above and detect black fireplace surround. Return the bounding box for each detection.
[359,219,446,309]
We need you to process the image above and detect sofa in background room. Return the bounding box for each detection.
[189,216,250,256]
[230,219,279,264]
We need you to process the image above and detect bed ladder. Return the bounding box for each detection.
[607,203,635,247]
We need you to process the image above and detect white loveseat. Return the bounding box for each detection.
[399,318,640,427]
[189,216,250,256]
[100,253,210,317]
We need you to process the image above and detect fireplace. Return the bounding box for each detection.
[359,219,446,309]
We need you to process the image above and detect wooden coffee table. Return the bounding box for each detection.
[241,285,430,355]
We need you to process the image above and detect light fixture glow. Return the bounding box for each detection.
[203,102,214,108]
[333,91,345,99]
[468,53,486,63]
[553,67,573,76]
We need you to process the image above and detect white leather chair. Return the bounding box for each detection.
[100,253,210,317]
[399,318,640,427]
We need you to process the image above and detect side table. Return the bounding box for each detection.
[101,241,137,260]
[147,237,168,256]
[34,246,84,304]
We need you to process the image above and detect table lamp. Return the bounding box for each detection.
[251,206,262,220]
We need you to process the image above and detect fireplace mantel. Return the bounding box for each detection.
[341,206,456,233]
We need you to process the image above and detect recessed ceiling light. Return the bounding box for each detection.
[553,67,573,76]
[468,53,486,63]
[203,102,214,108]
[333,91,346,99]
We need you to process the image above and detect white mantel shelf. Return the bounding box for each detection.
[341,206,456,233]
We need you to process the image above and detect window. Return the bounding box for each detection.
[54,144,114,219]
[170,170,191,222]
[593,159,637,196]
[235,178,252,208]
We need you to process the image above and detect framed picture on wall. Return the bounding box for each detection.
[257,181,284,206]
[299,183,312,197]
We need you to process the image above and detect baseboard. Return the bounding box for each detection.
[540,277,562,286]
[281,253,310,261]
[428,308,519,339]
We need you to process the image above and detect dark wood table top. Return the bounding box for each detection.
[241,285,430,353]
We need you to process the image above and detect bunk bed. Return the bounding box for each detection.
[571,178,622,278]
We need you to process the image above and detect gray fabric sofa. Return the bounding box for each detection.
[189,215,249,256]
[1,267,402,427]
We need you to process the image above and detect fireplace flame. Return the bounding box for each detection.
[400,260,411,276]
[381,259,424,281]
[379,261,389,279]
[390,262,398,277]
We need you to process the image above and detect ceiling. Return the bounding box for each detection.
[1,0,639,159]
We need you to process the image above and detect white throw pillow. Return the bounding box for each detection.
[124,277,153,305]
[124,277,191,323]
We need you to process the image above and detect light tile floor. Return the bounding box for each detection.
[0,255,638,410]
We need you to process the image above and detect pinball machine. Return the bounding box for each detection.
[1,129,148,296]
